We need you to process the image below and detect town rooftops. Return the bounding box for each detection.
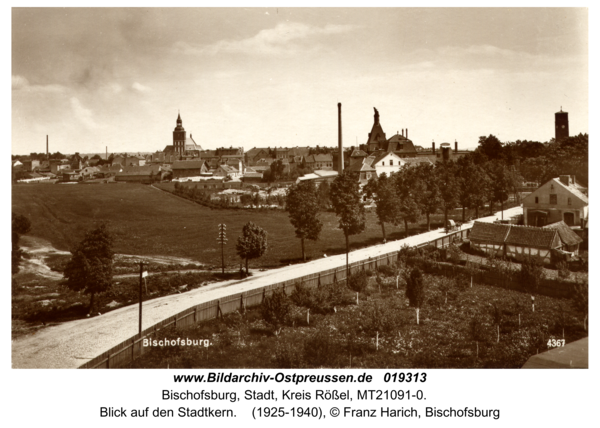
[543,221,583,246]
[470,222,564,249]
[402,157,433,166]
[469,222,511,244]
[172,160,206,170]
[505,226,559,249]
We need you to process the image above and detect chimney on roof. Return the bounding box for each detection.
[338,103,344,174]
[406,129,408,138]
[559,175,571,186]
[46,135,49,161]
[455,140,458,153]
[432,141,435,154]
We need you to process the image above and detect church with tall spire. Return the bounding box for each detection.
[170,112,202,156]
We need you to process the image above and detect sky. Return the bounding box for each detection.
[11,7,589,155]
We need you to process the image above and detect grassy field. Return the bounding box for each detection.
[127,269,587,369]
[12,182,456,269]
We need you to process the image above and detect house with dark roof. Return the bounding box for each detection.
[523,176,588,228]
[172,160,210,179]
[115,165,161,183]
[364,108,418,157]
[469,221,577,263]
[542,221,583,255]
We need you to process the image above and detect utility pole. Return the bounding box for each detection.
[217,224,227,274]
[138,262,148,336]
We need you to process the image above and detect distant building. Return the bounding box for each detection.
[469,222,567,264]
[172,160,210,179]
[555,108,569,142]
[522,176,588,228]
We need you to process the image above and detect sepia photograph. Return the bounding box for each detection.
[11,7,588,371]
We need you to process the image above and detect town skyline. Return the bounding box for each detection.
[12,8,588,155]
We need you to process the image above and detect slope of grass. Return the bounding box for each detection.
[12,183,420,268]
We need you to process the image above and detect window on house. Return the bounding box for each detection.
[550,194,557,204]
[568,197,572,205]
[535,197,538,204]
[389,160,393,166]
[382,162,384,166]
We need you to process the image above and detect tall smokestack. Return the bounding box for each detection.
[455,140,458,153]
[432,141,435,154]
[406,128,408,139]
[338,103,343,174]
[106,146,108,160]
[46,135,49,161]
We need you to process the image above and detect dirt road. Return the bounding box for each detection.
[11,206,522,369]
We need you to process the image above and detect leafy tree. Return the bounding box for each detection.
[286,181,323,261]
[406,267,426,324]
[436,160,459,230]
[12,213,31,276]
[269,159,285,181]
[261,288,291,328]
[415,164,441,230]
[64,224,114,313]
[518,256,544,294]
[456,157,490,221]
[330,172,366,285]
[486,161,512,218]
[394,167,421,236]
[317,180,331,211]
[236,222,268,274]
[571,279,588,331]
[476,134,504,161]
[363,173,400,242]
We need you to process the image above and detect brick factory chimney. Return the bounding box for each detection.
[406,128,408,139]
[432,141,435,154]
[455,140,458,153]
[338,103,344,174]
[46,135,49,161]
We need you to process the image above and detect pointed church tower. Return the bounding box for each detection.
[366,107,386,153]
[173,113,186,155]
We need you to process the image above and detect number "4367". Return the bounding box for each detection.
[547,339,565,347]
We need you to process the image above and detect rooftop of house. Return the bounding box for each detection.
[542,221,583,246]
[172,160,206,170]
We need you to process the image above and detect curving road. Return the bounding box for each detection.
[11,206,522,368]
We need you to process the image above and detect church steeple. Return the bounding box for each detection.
[173,112,186,155]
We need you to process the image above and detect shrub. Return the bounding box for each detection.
[518,256,545,293]
[273,341,303,368]
[556,261,570,280]
[290,282,313,308]
[303,329,339,367]
[447,243,462,265]
[261,288,291,327]
[347,271,368,293]
[377,264,395,277]
[469,314,487,342]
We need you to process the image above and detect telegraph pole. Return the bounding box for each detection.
[217,224,227,274]
[138,262,147,335]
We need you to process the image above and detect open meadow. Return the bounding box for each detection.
[13,182,429,269]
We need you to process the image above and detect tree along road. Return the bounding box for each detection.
[12,206,522,368]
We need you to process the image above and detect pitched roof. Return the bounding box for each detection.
[314,153,333,162]
[469,222,511,244]
[345,156,376,173]
[117,165,161,176]
[401,157,434,166]
[552,177,588,204]
[350,149,368,157]
[543,221,583,246]
[505,226,558,249]
[172,160,206,170]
